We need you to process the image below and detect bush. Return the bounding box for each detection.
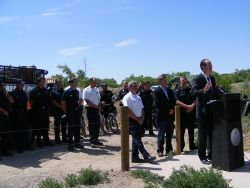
[38,178,63,188]
[163,166,230,188]
[77,166,109,185]
[64,174,79,188]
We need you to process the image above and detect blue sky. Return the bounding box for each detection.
[1,0,250,83]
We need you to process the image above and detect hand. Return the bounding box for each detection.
[169,109,174,116]
[137,117,144,125]
[204,81,212,93]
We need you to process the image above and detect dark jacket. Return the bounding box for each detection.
[191,73,219,119]
[153,86,176,122]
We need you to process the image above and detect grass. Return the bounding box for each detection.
[39,167,109,188]
[131,165,230,188]
[131,169,165,188]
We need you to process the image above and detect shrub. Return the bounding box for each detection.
[38,178,63,188]
[64,174,79,188]
[77,166,109,185]
[163,165,230,188]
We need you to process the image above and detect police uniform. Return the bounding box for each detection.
[83,85,101,145]
[62,88,82,149]
[9,87,30,152]
[117,88,129,104]
[51,88,67,143]
[139,89,154,135]
[29,86,52,147]
[100,89,116,118]
[175,86,196,151]
[122,92,153,162]
[0,88,12,156]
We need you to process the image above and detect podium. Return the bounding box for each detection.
[209,93,245,171]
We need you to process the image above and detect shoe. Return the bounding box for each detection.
[37,142,44,148]
[17,149,24,153]
[55,139,63,145]
[68,145,74,151]
[149,132,156,136]
[190,145,198,150]
[158,152,164,157]
[2,152,14,156]
[93,141,103,146]
[200,159,210,165]
[145,156,156,163]
[80,136,84,140]
[75,144,84,149]
[25,146,34,151]
[207,158,212,164]
[44,141,54,146]
[132,157,145,163]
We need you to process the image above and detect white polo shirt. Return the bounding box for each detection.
[122,92,144,117]
[83,86,100,107]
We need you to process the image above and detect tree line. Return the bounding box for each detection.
[51,65,250,97]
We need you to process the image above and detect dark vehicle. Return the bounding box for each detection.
[0,65,48,94]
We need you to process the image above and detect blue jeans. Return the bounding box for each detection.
[157,119,174,153]
[130,120,150,159]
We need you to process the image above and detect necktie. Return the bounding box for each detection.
[207,76,211,82]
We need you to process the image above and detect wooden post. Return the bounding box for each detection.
[175,105,181,155]
[120,106,129,171]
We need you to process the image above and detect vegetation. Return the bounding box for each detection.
[38,178,63,188]
[131,165,230,188]
[39,167,109,188]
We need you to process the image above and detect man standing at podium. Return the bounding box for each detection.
[191,59,217,165]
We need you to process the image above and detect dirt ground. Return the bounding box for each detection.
[0,114,249,188]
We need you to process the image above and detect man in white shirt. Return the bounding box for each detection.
[83,77,103,146]
[122,80,156,163]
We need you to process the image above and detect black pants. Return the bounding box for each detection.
[54,114,67,141]
[180,116,195,151]
[32,109,50,143]
[0,114,10,155]
[197,113,213,160]
[86,108,100,144]
[143,108,153,132]
[13,111,30,150]
[67,111,81,145]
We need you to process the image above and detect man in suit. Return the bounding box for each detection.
[154,74,176,157]
[191,59,218,165]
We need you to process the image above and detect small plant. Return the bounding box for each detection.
[131,169,164,186]
[38,177,63,188]
[78,166,109,185]
[64,174,79,188]
[163,165,230,188]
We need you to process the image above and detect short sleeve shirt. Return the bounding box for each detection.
[122,92,144,117]
[83,86,100,106]
[62,88,79,112]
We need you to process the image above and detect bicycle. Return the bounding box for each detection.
[100,103,119,134]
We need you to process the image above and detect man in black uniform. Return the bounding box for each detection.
[117,80,129,102]
[9,80,33,153]
[62,78,84,151]
[138,81,155,136]
[175,76,197,152]
[0,81,14,157]
[100,83,116,119]
[51,79,67,144]
[29,77,53,147]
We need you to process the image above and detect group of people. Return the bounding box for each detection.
[121,59,221,164]
[0,77,115,158]
[1,58,220,165]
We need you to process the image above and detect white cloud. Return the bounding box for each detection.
[114,38,138,48]
[58,44,101,57]
[42,8,69,17]
[0,16,18,23]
